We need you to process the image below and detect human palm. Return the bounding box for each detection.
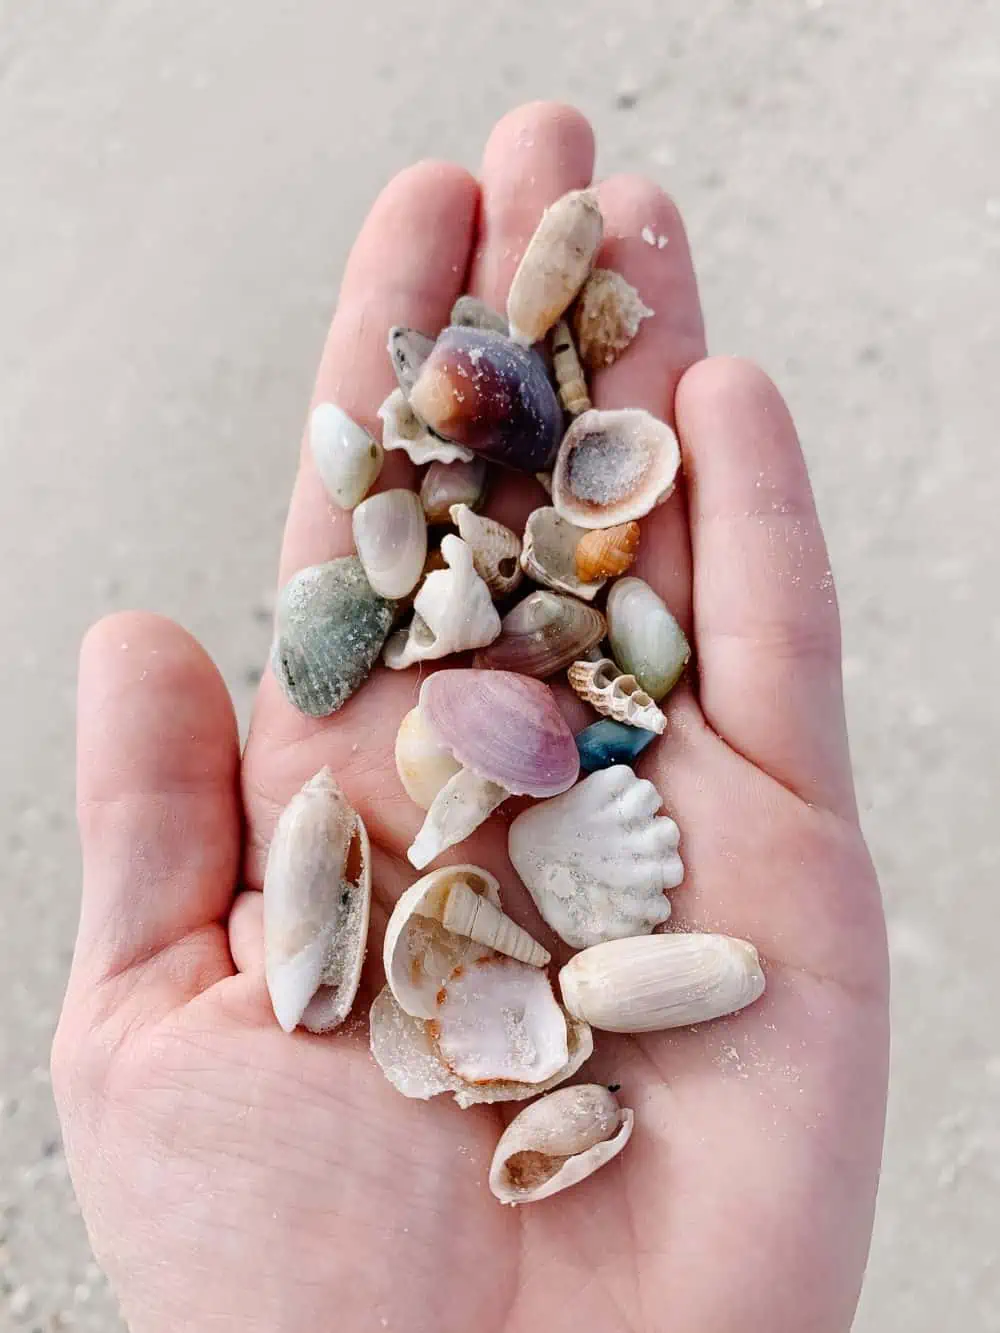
[53,103,888,1333]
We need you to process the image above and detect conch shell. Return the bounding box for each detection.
[489,1084,634,1204]
[378,385,474,466]
[263,768,370,1033]
[520,507,606,601]
[475,591,606,679]
[449,504,523,599]
[574,521,640,583]
[383,534,501,669]
[572,268,654,371]
[552,408,680,529]
[507,188,604,346]
[567,658,667,735]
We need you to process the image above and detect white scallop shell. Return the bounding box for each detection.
[309,403,384,509]
[378,387,474,465]
[508,765,682,950]
[383,534,502,669]
[449,504,523,598]
[352,489,428,600]
[567,658,667,734]
[520,507,606,602]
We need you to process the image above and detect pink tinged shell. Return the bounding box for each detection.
[419,669,579,797]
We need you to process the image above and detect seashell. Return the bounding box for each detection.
[572,268,654,371]
[507,188,604,346]
[508,765,682,949]
[475,591,606,679]
[448,503,522,598]
[489,1084,634,1205]
[551,319,591,416]
[520,506,606,601]
[394,706,462,809]
[402,325,563,473]
[388,326,436,397]
[378,385,474,466]
[419,457,489,524]
[606,576,690,701]
[558,933,766,1033]
[351,489,428,600]
[405,669,580,868]
[263,768,370,1033]
[272,557,394,717]
[552,408,680,529]
[535,470,553,496]
[369,983,593,1108]
[384,864,549,1019]
[575,718,657,773]
[567,658,667,735]
[383,534,501,670]
[309,402,384,509]
[574,521,640,583]
[450,294,509,336]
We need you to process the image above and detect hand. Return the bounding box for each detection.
[53,102,888,1333]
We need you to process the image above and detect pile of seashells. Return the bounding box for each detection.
[264,190,766,1205]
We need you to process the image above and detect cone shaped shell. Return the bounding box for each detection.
[507,188,604,346]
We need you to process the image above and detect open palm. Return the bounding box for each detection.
[53,103,888,1333]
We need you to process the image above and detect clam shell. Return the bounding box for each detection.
[394,706,462,809]
[558,934,766,1033]
[552,408,680,529]
[520,506,606,601]
[475,591,606,679]
[450,294,509,336]
[352,489,428,600]
[574,521,640,583]
[404,326,563,473]
[567,658,667,735]
[383,534,501,669]
[378,385,474,466]
[508,765,682,950]
[606,576,690,701]
[309,403,384,510]
[572,268,654,371]
[449,503,522,598]
[551,319,591,416]
[272,557,394,716]
[419,457,489,524]
[575,718,657,773]
[507,188,604,346]
[489,1085,634,1205]
[263,768,370,1033]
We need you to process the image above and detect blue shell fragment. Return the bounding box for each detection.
[574,718,657,773]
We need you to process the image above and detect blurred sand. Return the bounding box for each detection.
[1,2,998,1328]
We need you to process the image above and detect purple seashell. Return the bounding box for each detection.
[419,670,579,797]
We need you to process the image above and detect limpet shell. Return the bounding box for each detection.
[309,402,383,510]
[520,507,606,601]
[606,576,690,701]
[507,188,604,346]
[383,534,501,670]
[552,408,680,529]
[419,457,489,524]
[449,504,523,598]
[574,521,640,583]
[475,591,606,679]
[572,268,654,371]
[272,557,394,717]
[352,489,428,600]
[567,658,667,735]
[378,385,474,466]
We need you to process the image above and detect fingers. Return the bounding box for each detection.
[74,613,241,994]
[676,358,856,817]
[228,890,264,974]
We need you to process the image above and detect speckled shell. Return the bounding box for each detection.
[475,591,606,679]
[574,522,640,583]
[507,189,604,346]
[271,557,394,716]
[606,577,690,701]
[572,268,654,371]
[552,408,680,529]
[567,658,667,735]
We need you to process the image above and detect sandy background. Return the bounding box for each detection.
[1,2,998,1328]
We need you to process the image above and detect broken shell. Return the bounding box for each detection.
[309,402,384,510]
[574,521,640,583]
[369,983,593,1108]
[449,503,522,598]
[419,457,489,524]
[575,718,656,773]
[406,669,579,868]
[552,408,680,529]
[551,319,591,416]
[394,706,462,809]
[475,591,606,679]
[450,294,509,336]
[559,934,766,1033]
[403,326,563,472]
[606,576,690,701]
[567,658,667,735]
[520,506,606,601]
[489,1085,634,1205]
[508,765,682,950]
[378,385,474,466]
[263,768,370,1033]
[383,534,501,670]
[352,489,428,600]
[272,557,394,717]
[384,864,548,1019]
[572,268,654,371]
[507,188,604,346]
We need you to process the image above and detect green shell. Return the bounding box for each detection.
[272,557,394,717]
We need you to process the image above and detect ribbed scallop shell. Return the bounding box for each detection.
[567,658,667,735]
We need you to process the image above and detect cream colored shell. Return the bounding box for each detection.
[567,658,667,734]
[449,504,523,598]
[572,268,654,371]
[378,386,474,465]
[520,506,606,601]
[352,489,427,600]
[309,402,384,510]
[383,534,501,669]
[394,706,462,809]
[507,188,604,346]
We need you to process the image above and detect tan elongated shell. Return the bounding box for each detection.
[574,522,640,583]
[263,768,370,1033]
[394,706,462,809]
[551,319,591,416]
[520,506,606,601]
[352,489,428,600]
[449,504,523,598]
[475,591,606,678]
[507,189,604,346]
[572,268,654,371]
[558,933,766,1033]
[568,658,667,735]
[552,408,680,529]
[489,1085,634,1204]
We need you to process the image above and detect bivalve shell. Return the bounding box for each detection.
[574,522,640,583]
[309,402,383,509]
[567,658,667,735]
[507,188,604,346]
[606,577,690,701]
[572,268,654,371]
[419,457,489,524]
[352,489,427,600]
[552,408,680,529]
[449,503,523,598]
[520,506,606,601]
[394,706,462,809]
[475,591,606,679]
